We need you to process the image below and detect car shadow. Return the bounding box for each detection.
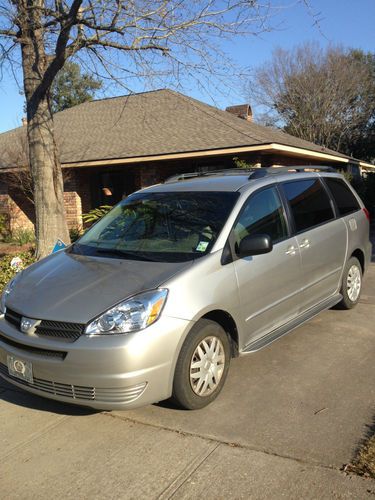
[0,379,98,416]
[154,398,184,411]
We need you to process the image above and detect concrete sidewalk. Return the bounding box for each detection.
[1,267,375,498]
[0,390,374,499]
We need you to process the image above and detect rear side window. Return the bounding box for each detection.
[282,179,334,233]
[324,178,360,216]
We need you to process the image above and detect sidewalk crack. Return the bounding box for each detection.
[157,441,220,500]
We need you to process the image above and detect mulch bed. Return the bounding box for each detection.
[0,243,34,258]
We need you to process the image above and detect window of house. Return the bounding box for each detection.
[324,178,360,216]
[233,186,288,246]
[282,179,334,233]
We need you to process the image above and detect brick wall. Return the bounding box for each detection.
[63,170,83,229]
[0,180,10,232]
[0,169,87,234]
[8,188,34,231]
[0,181,9,215]
[137,157,238,189]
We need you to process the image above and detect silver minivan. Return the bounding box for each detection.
[0,167,371,410]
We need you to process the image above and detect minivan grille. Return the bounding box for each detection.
[0,333,67,360]
[35,320,84,341]
[4,308,84,342]
[0,363,147,404]
[4,308,21,328]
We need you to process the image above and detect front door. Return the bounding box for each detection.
[231,186,303,347]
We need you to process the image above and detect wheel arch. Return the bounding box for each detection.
[201,309,239,358]
[351,248,365,274]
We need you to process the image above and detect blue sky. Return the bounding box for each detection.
[0,0,374,133]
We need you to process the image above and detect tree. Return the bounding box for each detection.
[0,0,284,259]
[52,61,102,113]
[343,50,375,161]
[1,130,74,231]
[247,43,375,161]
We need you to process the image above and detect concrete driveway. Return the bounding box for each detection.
[1,266,375,499]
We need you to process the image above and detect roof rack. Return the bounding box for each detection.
[164,168,253,183]
[248,166,335,179]
[164,166,336,183]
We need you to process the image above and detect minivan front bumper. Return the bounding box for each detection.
[0,315,192,410]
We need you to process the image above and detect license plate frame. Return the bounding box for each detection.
[7,355,33,384]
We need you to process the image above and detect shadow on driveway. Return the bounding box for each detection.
[0,378,97,416]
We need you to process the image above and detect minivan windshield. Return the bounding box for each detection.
[72,191,239,262]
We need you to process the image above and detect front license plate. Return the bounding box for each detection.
[7,355,33,384]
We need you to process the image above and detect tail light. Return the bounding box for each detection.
[363,207,370,222]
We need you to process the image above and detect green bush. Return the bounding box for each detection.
[0,250,36,293]
[10,228,35,246]
[233,157,258,169]
[0,214,9,240]
[342,172,375,215]
[69,226,84,242]
[82,205,112,225]
[362,173,375,215]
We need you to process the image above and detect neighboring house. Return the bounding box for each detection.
[0,88,374,232]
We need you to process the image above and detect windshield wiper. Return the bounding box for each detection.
[96,248,155,261]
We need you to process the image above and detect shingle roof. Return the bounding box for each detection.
[0,88,352,170]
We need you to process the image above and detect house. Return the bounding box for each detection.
[0,89,374,232]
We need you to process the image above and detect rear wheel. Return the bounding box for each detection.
[172,319,231,410]
[337,256,362,309]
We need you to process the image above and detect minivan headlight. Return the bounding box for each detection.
[85,289,168,335]
[0,277,17,315]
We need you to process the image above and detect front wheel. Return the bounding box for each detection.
[172,319,231,410]
[336,256,362,310]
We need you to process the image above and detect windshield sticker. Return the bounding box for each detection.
[196,241,209,252]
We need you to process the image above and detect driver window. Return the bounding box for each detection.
[234,187,288,247]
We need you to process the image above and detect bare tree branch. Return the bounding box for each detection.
[247,42,375,159]
[0,0,311,257]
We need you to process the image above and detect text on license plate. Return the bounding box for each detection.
[7,355,33,384]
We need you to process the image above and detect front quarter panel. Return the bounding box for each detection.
[162,250,243,344]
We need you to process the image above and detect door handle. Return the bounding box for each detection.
[299,238,310,249]
[285,245,297,256]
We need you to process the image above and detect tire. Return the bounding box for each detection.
[172,319,231,410]
[336,256,363,310]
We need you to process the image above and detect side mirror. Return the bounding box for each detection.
[237,234,273,258]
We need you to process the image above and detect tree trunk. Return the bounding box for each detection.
[26,96,70,259]
[19,4,70,259]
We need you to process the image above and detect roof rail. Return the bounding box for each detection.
[164,166,336,183]
[164,168,254,183]
[248,166,335,179]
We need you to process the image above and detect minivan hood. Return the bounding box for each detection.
[6,250,191,323]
